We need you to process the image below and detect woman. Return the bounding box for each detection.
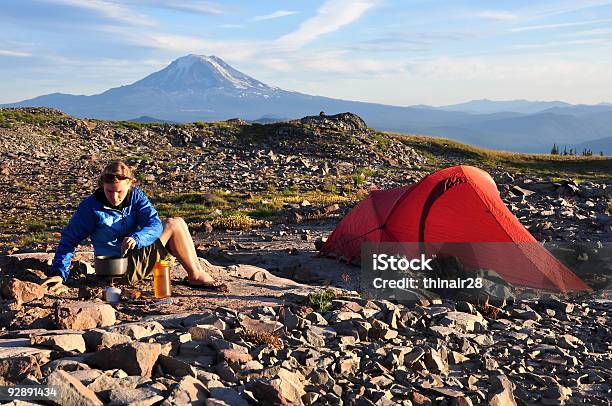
[44,161,227,292]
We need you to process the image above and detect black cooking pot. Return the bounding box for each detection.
[94,256,128,276]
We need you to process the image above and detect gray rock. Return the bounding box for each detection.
[107,321,164,340]
[55,302,116,330]
[208,387,248,406]
[157,354,196,378]
[0,355,42,383]
[1,279,46,305]
[369,319,398,340]
[403,347,425,366]
[86,342,161,377]
[488,375,517,406]
[440,311,488,332]
[108,387,164,406]
[83,329,132,351]
[66,369,102,386]
[281,308,299,330]
[161,375,208,406]
[424,348,448,375]
[188,325,224,343]
[30,334,86,353]
[46,370,103,406]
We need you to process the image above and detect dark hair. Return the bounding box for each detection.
[97,161,135,188]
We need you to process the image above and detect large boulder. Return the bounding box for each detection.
[0,355,42,383]
[46,370,103,406]
[1,279,46,305]
[108,387,164,406]
[440,311,488,332]
[488,375,517,406]
[157,354,197,378]
[248,368,306,406]
[30,334,86,353]
[107,321,164,340]
[85,342,161,377]
[55,302,116,330]
[188,324,224,343]
[82,329,132,351]
[161,375,208,405]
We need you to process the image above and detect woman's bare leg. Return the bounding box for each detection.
[158,217,215,284]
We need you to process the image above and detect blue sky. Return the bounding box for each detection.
[2,0,612,105]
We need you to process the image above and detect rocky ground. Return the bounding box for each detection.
[0,255,610,405]
[0,108,611,405]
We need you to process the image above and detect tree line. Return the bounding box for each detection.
[550,144,603,156]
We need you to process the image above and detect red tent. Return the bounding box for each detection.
[321,165,590,292]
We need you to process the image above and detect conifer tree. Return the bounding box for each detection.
[550,143,559,155]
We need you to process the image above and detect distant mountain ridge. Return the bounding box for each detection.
[3,54,611,154]
[128,116,177,124]
[435,99,571,114]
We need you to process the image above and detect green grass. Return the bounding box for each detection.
[211,214,270,231]
[351,167,375,186]
[550,176,589,185]
[248,207,277,218]
[151,187,357,228]
[26,222,46,232]
[395,134,612,181]
[125,154,153,162]
[117,121,148,130]
[45,218,69,228]
[211,121,239,131]
[0,109,65,127]
[17,231,55,246]
[308,289,336,313]
[157,192,227,206]
[322,179,338,193]
[281,186,300,196]
[371,131,391,153]
[155,203,212,220]
[24,218,69,233]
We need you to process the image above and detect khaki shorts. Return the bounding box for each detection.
[125,239,169,285]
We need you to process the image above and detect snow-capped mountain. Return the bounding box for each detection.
[132,54,275,94]
[4,54,612,153]
[4,54,292,122]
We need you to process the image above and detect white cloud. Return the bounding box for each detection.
[92,25,259,61]
[407,56,612,85]
[253,10,297,21]
[474,11,518,21]
[563,27,612,37]
[39,0,156,26]
[141,33,258,61]
[257,50,406,76]
[511,17,612,32]
[126,0,225,14]
[0,49,31,57]
[276,0,380,48]
[529,0,612,19]
[513,38,607,50]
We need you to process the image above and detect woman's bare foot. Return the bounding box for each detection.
[187,271,216,285]
[181,276,229,293]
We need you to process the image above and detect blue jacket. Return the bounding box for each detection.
[48,187,163,280]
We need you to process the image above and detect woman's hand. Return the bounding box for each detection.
[41,275,64,293]
[122,237,137,255]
